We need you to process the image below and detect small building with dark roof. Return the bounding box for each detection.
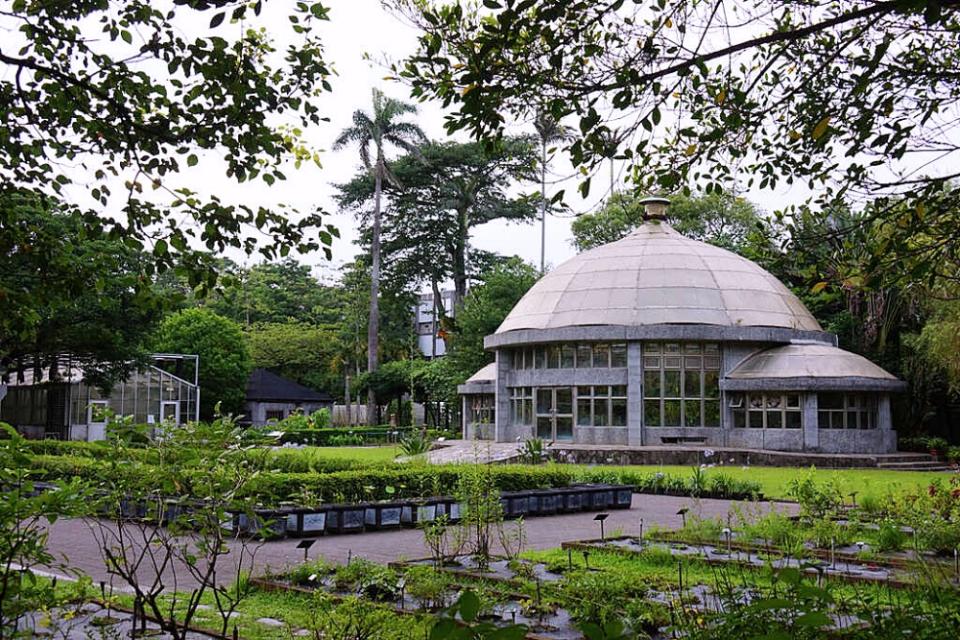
[245,368,334,426]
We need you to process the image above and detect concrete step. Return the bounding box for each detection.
[874,454,941,464]
[876,460,953,471]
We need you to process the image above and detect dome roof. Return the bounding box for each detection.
[497,220,821,333]
[724,343,904,391]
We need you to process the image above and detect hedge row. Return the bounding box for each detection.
[30,454,761,505]
[23,439,384,475]
[271,426,419,446]
[23,439,155,462]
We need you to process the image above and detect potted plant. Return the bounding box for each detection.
[927,437,949,460]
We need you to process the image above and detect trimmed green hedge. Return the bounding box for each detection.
[273,426,419,446]
[30,453,762,505]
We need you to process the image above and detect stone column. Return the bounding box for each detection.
[627,341,643,446]
[802,392,819,451]
[461,396,469,439]
[877,394,892,431]
[494,349,511,442]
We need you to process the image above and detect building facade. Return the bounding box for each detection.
[413,290,457,358]
[245,368,334,427]
[458,198,904,454]
[0,354,199,441]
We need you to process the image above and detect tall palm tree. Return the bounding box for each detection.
[533,111,571,273]
[598,127,629,198]
[334,89,425,425]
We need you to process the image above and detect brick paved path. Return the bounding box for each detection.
[44,494,796,591]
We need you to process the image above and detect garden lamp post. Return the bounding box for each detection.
[677,507,689,529]
[722,527,732,555]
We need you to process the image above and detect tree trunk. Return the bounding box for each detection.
[453,207,469,307]
[367,161,383,426]
[540,139,547,274]
[430,277,442,358]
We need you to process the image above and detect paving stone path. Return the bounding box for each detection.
[416,439,523,464]
[43,494,796,591]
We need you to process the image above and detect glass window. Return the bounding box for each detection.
[611,398,627,426]
[509,387,533,425]
[535,347,547,369]
[664,370,681,397]
[643,371,660,398]
[576,344,593,368]
[610,343,627,367]
[593,401,609,426]
[593,343,610,367]
[733,392,803,429]
[577,399,592,426]
[560,344,576,368]
[547,345,561,369]
[817,393,876,430]
[575,385,627,428]
[643,342,720,427]
[470,395,495,425]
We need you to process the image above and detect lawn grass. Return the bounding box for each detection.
[265,443,954,501]
[296,445,401,463]
[575,463,955,501]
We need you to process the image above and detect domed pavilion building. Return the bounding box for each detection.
[458,197,904,454]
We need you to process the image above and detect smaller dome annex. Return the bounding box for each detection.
[724,343,905,392]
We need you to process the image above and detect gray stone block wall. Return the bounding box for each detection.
[486,339,898,454]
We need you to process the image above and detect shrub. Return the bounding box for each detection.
[786,471,843,520]
[560,570,647,626]
[518,438,547,465]
[329,433,364,447]
[399,433,431,456]
[289,558,334,586]
[875,519,908,553]
[948,446,960,464]
[402,565,451,611]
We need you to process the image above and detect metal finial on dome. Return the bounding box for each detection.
[638,196,670,221]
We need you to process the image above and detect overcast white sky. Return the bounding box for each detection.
[295,1,820,287]
[53,0,814,288]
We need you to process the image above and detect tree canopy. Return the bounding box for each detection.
[392,0,960,280]
[245,321,340,396]
[152,308,251,419]
[203,259,344,327]
[443,258,539,386]
[571,191,768,253]
[336,137,538,306]
[1,1,338,290]
[0,189,162,387]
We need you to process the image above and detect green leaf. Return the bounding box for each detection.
[186,154,198,167]
[795,611,830,627]
[429,618,457,640]
[458,591,480,622]
[209,12,225,28]
[812,116,831,140]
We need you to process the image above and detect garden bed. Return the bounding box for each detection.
[560,535,959,588]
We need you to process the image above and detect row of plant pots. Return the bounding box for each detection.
[238,483,635,539]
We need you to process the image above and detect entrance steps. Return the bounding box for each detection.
[876,459,954,472]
